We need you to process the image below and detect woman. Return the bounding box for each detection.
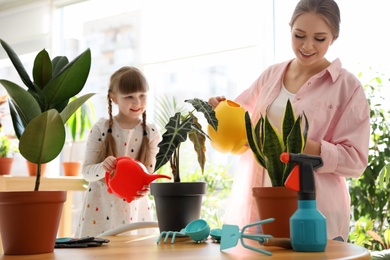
[209,0,370,241]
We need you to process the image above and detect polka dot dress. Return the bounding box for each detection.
[75,118,161,237]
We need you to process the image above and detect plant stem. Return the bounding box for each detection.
[34,164,41,191]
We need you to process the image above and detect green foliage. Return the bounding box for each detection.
[245,99,308,186]
[349,69,390,237]
[0,39,94,190]
[154,97,218,182]
[349,216,390,252]
[0,133,18,158]
[178,164,233,229]
[66,97,96,142]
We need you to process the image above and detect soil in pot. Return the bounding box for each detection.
[0,190,66,255]
[252,186,297,238]
[150,182,206,233]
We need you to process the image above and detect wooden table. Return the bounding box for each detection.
[0,234,371,259]
[0,176,87,237]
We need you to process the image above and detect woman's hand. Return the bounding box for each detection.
[208,96,226,109]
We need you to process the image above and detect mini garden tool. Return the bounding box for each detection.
[157,219,210,244]
[106,156,171,203]
[281,152,327,252]
[220,218,275,256]
[210,228,222,242]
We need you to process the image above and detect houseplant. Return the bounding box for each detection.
[245,99,308,237]
[0,126,18,175]
[62,97,96,176]
[150,97,218,232]
[0,38,93,254]
[349,70,390,246]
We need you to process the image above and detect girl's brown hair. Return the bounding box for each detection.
[289,0,340,40]
[99,66,152,166]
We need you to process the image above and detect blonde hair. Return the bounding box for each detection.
[289,0,340,39]
[99,66,152,166]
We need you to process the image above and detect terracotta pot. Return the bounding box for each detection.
[26,161,47,176]
[62,161,81,176]
[252,186,298,238]
[0,190,67,255]
[0,157,14,175]
[150,182,206,232]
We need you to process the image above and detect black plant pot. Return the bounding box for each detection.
[150,182,206,232]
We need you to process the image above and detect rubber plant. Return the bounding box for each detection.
[245,99,309,186]
[153,98,218,182]
[0,39,94,190]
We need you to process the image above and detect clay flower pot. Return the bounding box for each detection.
[0,191,66,255]
[0,157,14,175]
[252,186,298,238]
[62,161,82,176]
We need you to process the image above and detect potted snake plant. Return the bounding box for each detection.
[0,39,94,255]
[150,97,218,232]
[245,99,309,238]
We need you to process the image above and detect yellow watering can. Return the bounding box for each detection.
[208,100,248,155]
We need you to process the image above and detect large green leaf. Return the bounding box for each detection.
[188,117,206,173]
[52,56,69,77]
[245,112,266,167]
[0,80,41,137]
[33,49,52,89]
[0,39,35,90]
[185,98,218,131]
[284,115,306,182]
[19,109,65,164]
[43,48,91,110]
[263,115,285,186]
[60,93,95,124]
[154,112,193,172]
[282,99,295,145]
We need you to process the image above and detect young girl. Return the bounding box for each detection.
[75,66,161,237]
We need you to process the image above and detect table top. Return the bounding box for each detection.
[0,234,371,259]
[0,176,87,191]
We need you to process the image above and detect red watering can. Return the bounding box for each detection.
[106,156,171,203]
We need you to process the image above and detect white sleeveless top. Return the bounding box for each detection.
[267,85,296,132]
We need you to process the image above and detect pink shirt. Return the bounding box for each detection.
[225,58,370,241]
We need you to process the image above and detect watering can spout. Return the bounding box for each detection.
[146,173,171,183]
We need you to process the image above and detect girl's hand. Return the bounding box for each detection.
[102,156,117,172]
[208,96,226,109]
[134,185,150,200]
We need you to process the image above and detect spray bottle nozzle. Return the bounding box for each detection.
[281,152,323,200]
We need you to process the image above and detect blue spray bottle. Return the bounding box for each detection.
[280,152,327,252]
